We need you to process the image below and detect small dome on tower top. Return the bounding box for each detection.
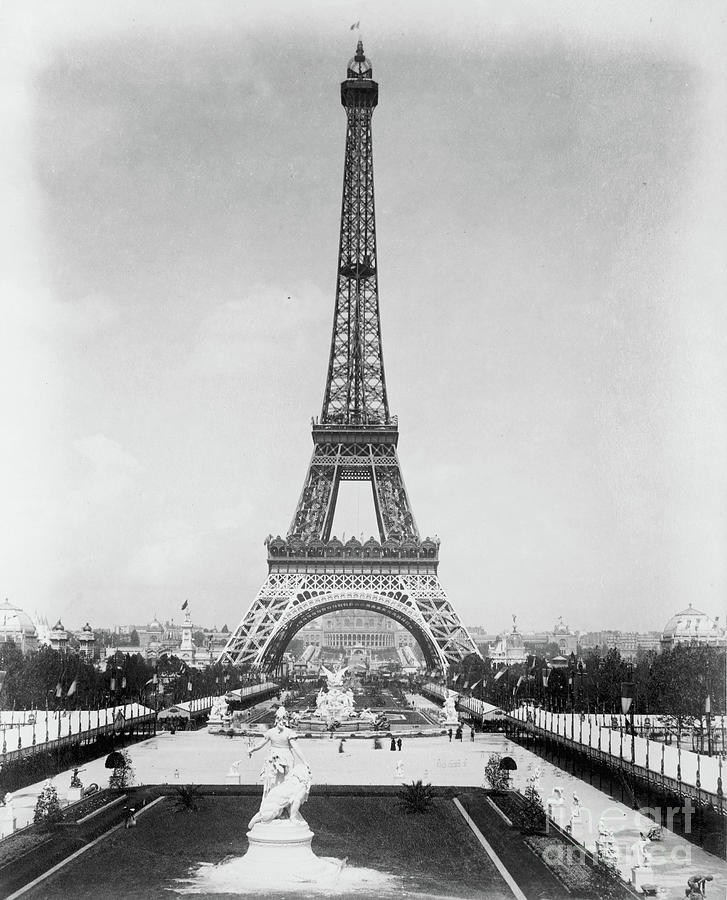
[347,40,372,79]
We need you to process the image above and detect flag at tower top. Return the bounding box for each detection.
[321,43,387,427]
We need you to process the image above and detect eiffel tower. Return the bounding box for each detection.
[219,42,481,674]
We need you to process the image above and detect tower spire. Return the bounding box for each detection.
[321,44,387,426]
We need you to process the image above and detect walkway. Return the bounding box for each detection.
[507,703,725,805]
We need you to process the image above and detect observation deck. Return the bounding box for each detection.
[266,534,440,575]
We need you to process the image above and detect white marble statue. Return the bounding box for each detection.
[209,696,230,721]
[546,786,566,827]
[320,664,348,688]
[248,721,309,797]
[631,833,651,868]
[568,792,582,837]
[313,666,356,722]
[274,705,288,725]
[248,760,312,829]
[440,690,459,725]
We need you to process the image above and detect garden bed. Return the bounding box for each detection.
[62,788,122,823]
[19,792,516,899]
[0,828,52,870]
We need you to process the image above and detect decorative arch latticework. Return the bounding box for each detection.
[217,572,479,674]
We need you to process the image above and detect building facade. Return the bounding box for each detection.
[296,609,415,651]
[661,605,726,651]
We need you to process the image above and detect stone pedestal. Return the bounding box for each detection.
[226,773,241,785]
[207,717,230,734]
[187,819,345,892]
[0,804,16,838]
[631,866,655,892]
[67,787,83,804]
[244,819,342,881]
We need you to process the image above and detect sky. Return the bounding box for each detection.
[1,0,725,636]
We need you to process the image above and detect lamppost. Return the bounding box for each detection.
[541,667,550,711]
[621,678,635,764]
[705,693,712,758]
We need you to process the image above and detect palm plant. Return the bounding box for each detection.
[174,783,203,813]
[399,780,435,814]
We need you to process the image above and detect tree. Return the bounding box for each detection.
[221,624,229,633]
[483,753,510,790]
[517,777,546,834]
[108,750,135,789]
[129,629,140,646]
[33,783,63,829]
[647,645,725,747]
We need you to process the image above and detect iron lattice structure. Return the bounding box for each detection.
[219,43,481,674]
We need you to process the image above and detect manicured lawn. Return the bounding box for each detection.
[23,793,513,899]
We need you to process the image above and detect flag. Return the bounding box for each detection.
[350,20,360,30]
[181,600,188,611]
[66,678,78,697]
[470,679,481,691]
[187,681,193,692]
[110,677,116,692]
[55,680,63,698]
[121,676,127,689]
[452,673,460,683]
[516,675,524,689]
[494,667,507,681]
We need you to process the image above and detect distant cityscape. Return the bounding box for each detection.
[1,597,724,673]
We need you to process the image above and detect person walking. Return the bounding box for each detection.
[396,737,402,752]
[448,728,453,742]
[470,726,475,742]
[390,735,396,751]
[455,726,463,741]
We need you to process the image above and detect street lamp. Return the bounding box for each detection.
[621,680,635,764]
[705,694,712,758]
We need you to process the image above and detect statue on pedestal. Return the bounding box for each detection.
[546,786,565,821]
[248,721,308,797]
[440,690,459,726]
[630,833,651,868]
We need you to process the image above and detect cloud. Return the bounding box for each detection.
[73,433,142,504]
[212,501,256,531]
[188,282,328,378]
[125,518,202,586]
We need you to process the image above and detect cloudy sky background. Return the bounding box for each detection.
[1,1,725,635]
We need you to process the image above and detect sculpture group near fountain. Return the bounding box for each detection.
[439,689,460,726]
[206,695,231,733]
[314,666,356,724]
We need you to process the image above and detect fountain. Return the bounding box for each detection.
[293,665,389,733]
